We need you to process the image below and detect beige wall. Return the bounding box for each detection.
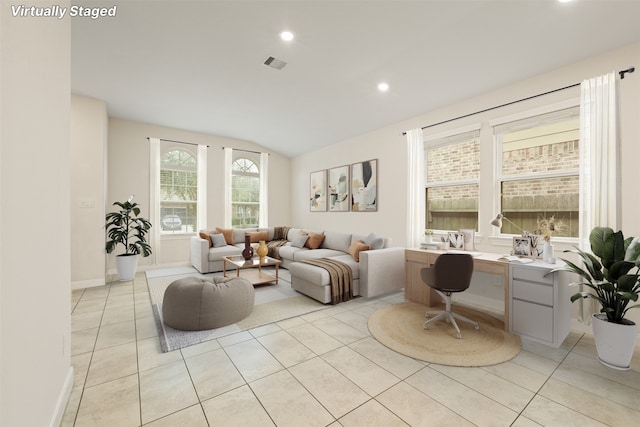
[1,4,73,426]
[293,42,640,245]
[291,42,640,326]
[71,95,108,288]
[106,118,291,270]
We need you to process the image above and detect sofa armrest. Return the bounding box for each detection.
[190,236,210,273]
[359,247,405,298]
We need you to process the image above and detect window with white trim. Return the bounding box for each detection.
[494,106,580,237]
[160,147,197,233]
[424,129,480,231]
[231,157,260,228]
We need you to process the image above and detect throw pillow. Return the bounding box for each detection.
[199,231,213,248]
[215,227,234,245]
[211,233,227,248]
[246,230,269,243]
[291,234,309,248]
[304,232,325,249]
[364,232,384,250]
[349,240,371,262]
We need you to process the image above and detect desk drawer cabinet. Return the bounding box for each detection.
[512,299,553,342]
[509,263,570,348]
[512,280,553,306]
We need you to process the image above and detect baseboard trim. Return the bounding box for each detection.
[71,277,106,290]
[49,366,74,427]
[106,261,191,277]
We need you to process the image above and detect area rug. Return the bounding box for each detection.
[146,267,327,352]
[368,301,521,367]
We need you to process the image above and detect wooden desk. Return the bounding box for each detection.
[405,249,510,331]
[405,249,571,346]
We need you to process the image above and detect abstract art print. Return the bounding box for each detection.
[328,165,349,212]
[459,229,475,251]
[528,234,544,258]
[513,236,532,257]
[448,232,464,249]
[351,159,377,212]
[309,170,327,212]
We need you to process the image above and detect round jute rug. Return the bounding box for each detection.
[368,301,521,367]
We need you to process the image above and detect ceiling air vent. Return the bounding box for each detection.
[264,56,287,70]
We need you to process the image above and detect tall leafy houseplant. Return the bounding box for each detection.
[105,196,152,280]
[557,227,640,369]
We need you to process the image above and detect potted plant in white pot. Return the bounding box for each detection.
[555,226,640,369]
[105,195,152,281]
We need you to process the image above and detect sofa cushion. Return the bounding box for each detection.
[247,230,269,243]
[364,232,385,250]
[287,228,303,241]
[294,248,346,262]
[199,231,213,248]
[353,233,391,249]
[211,233,228,248]
[258,227,275,240]
[348,240,371,261]
[215,227,233,245]
[322,231,352,253]
[304,232,325,249]
[291,234,309,248]
[233,228,255,244]
[278,245,307,260]
[208,245,242,261]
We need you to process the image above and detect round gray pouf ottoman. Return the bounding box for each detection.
[162,276,255,331]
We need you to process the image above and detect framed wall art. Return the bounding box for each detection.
[309,170,327,212]
[351,159,377,212]
[328,165,349,212]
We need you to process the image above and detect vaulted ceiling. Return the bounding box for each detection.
[71,1,640,157]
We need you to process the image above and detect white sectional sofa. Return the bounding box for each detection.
[190,227,404,303]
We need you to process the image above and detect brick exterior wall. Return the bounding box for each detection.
[425,138,579,236]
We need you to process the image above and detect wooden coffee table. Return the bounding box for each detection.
[222,255,282,286]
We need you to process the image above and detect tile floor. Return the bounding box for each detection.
[63,271,640,426]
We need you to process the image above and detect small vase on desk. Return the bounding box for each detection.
[256,240,268,261]
[543,241,554,263]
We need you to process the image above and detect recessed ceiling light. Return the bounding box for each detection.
[558,0,573,3]
[280,31,294,41]
[378,82,389,92]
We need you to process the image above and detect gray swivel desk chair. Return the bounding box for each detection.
[420,253,479,339]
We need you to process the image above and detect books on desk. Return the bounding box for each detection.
[498,255,534,263]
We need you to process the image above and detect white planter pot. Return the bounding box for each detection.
[592,313,637,370]
[116,254,138,281]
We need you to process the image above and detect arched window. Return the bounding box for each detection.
[160,148,197,233]
[231,157,260,228]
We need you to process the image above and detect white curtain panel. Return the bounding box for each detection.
[406,128,425,248]
[578,71,619,322]
[148,137,161,265]
[197,144,208,231]
[259,152,269,228]
[223,147,233,228]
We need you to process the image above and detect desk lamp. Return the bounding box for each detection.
[490,213,526,235]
